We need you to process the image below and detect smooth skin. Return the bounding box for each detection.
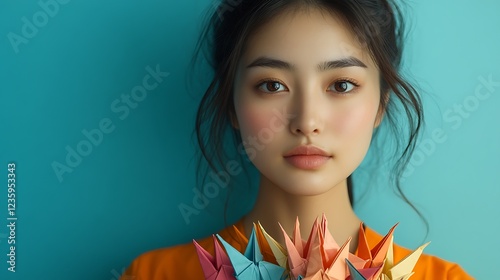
[231,6,385,252]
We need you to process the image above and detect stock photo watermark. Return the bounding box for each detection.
[6,163,17,273]
[51,64,170,183]
[178,108,296,224]
[213,0,242,21]
[7,0,70,54]
[402,74,499,179]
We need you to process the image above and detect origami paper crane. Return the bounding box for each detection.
[295,236,352,280]
[193,235,236,280]
[356,223,430,280]
[281,215,368,280]
[356,223,397,270]
[216,225,287,280]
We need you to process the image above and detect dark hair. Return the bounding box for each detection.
[188,0,425,228]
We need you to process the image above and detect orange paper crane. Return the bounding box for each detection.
[356,223,430,280]
[357,223,398,269]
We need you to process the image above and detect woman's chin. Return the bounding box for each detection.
[273,181,343,197]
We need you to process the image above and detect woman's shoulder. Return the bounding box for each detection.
[120,223,245,280]
[120,239,205,280]
[364,226,474,279]
[120,234,216,280]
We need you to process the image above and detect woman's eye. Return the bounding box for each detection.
[330,80,357,94]
[257,80,287,93]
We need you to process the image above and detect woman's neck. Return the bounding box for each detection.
[243,175,362,253]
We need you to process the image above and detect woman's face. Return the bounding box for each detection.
[232,7,383,196]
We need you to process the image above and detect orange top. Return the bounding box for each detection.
[121,220,473,279]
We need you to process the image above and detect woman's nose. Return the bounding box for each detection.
[288,90,325,137]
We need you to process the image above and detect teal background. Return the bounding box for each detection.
[0,0,498,279]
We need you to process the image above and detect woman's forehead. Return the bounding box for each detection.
[238,7,377,73]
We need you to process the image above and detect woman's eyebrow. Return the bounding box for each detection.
[245,56,368,71]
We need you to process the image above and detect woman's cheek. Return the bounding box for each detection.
[240,106,279,138]
[333,102,378,137]
[237,105,284,164]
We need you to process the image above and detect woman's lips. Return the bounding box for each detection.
[284,155,331,170]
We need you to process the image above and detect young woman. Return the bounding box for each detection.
[122,0,473,279]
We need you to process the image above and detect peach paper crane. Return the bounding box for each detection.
[216,226,287,280]
[281,215,368,280]
[297,237,354,280]
[193,235,236,280]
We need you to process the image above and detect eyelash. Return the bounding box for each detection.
[254,77,361,95]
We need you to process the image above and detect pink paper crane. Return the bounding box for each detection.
[193,235,236,280]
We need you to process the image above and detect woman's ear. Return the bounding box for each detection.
[229,110,239,130]
[374,106,385,128]
[374,92,390,128]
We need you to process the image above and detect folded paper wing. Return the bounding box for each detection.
[357,223,398,270]
[281,221,309,279]
[257,221,288,269]
[322,237,351,279]
[318,214,368,272]
[382,237,430,280]
[193,235,236,280]
[346,259,382,280]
